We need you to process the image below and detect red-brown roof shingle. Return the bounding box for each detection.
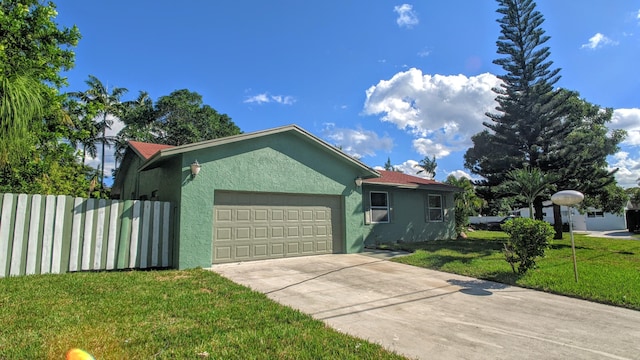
[363,170,451,188]
[129,141,175,160]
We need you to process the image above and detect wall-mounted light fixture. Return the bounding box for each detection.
[190,160,201,177]
[354,177,363,187]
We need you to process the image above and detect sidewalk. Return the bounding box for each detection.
[579,229,636,239]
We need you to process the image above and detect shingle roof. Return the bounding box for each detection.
[128,141,175,160]
[363,170,460,191]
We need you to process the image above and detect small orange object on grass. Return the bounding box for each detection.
[66,348,95,360]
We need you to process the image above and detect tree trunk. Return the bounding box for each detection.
[533,197,544,220]
[553,204,563,239]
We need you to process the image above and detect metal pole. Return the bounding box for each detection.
[568,207,578,282]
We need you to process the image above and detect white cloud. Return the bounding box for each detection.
[609,151,640,189]
[388,159,428,178]
[363,68,501,158]
[244,92,296,105]
[581,33,618,49]
[447,170,472,180]
[323,124,394,159]
[412,138,450,158]
[394,4,419,28]
[612,108,640,146]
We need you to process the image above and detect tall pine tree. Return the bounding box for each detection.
[466,0,626,235]
[465,0,573,218]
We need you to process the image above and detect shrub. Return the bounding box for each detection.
[501,217,554,274]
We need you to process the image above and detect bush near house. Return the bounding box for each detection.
[501,218,554,274]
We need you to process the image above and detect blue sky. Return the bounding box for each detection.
[55,1,640,188]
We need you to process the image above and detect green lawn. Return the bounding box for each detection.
[0,269,406,360]
[392,230,640,310]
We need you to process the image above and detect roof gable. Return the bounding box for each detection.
[129,141,175,160]
[364,170,461,192]
[138,124,379,176]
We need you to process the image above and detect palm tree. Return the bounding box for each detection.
[414,155,437,179]
[63,98,99,165]
[445,175,485,235]
[114,91,156,165]
[499,166,557,219]
[72,75,128,189]
[0,73,44,166]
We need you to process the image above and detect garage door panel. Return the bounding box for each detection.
[237,209,251,221]
[254,244,268,257]
[216,246,231,261]
[317,241,327,252]
[272,243,285,256]
[287,242,299,254]
[302,210,313,221]
[216,228,232,240]
[272,209,285,221]
[287,226,299,237]
[255,209,268,221]
[254,227,268,239]
[213,192,343,264]
[287,210,299,221]
[217,209,232,221]
[235,245,250,259]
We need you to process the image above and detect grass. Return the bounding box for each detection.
[391,230,640,310]
[0,269,406,360]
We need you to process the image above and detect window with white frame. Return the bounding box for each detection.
[427,194,443,222]
[370,191,389,223]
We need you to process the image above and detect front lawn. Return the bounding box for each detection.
[392,231,640,310]
[0,269,406,360]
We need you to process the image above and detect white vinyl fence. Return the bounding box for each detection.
[0,193,173,277]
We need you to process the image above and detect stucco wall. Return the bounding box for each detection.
[176,132,367,269]
[362,186,456,246]
[119,154,183,267]
[116,152,141,200]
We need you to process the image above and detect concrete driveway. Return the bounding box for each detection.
[210,254,640,360]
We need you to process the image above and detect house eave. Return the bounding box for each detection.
[363,181,462,192]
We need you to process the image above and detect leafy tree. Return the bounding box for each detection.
[464,0,573,218]
[445,175,484,235]
[0,0,80,87]
[0,142,94,197]
[498,166,557,219]
[627,188,640,208]
[414,155,437,179]
[114,91,157,165]
[0,74,44,165]
[0,0,96,196]
[549,92,625,236]
[581,183,629,215]
[154,89,240,146]
[72,75,128,189]
[114,89,241,163]
[0,0,80,167]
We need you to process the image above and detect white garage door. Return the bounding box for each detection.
[213,191,343,263]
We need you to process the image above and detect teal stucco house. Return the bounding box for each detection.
[112,125,459,269]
